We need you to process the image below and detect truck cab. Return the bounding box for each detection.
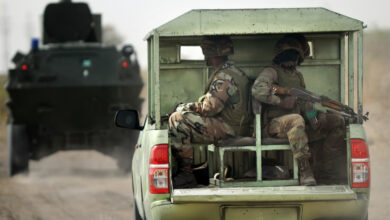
[120,8,369,220]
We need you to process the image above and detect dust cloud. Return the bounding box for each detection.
[363,30,390,219]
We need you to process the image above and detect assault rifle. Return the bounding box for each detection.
[271,84,369,122]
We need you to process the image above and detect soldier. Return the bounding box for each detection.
[252,34,346,185]
[169,36,251,188]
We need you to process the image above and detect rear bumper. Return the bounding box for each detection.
[150,186,369,220]
[171,185,356,203]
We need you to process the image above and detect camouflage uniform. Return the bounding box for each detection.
[252,65,347,184]
[252,65,310,160]
[170,61,251,148]
[169,36,251,187]
[252,34,346,185]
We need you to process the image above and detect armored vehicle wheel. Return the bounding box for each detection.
[7,124,30,176]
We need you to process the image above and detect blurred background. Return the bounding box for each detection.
[0,0,389,219]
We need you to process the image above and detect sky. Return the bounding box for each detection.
[0,0,389,73]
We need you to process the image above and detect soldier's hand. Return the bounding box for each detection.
[278,96,297,109]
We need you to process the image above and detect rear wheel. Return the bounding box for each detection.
[8,124,30,176]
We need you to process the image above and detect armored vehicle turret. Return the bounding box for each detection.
[6,0,143,175]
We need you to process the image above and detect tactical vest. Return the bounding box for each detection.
[263,65,305,121]
[206,62,252,136]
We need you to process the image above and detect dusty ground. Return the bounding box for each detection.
[0,124,135,220]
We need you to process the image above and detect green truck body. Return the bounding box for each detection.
[128,8,369,220]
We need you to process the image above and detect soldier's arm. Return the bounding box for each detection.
[191,72,239,116]
[251,67,280,105]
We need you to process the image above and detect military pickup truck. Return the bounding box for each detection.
[116,8,369,220]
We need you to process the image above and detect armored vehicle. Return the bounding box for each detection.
[6,0,143,175]
[116,8,369,220]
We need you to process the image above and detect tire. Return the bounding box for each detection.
[7,124,30,176]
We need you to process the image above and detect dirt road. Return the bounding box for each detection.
[0,123,135,220]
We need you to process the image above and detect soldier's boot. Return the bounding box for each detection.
[298,157,317,186]
[171,145,197,189]
[173,158,197,188]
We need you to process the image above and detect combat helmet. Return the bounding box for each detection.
[201,36,234,57]
[273,34,310,65]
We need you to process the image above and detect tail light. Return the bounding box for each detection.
[149,144,169,194]
[21,64,29,71]
[121,61,129,68]
[351,139,370,188]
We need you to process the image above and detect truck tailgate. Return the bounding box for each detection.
[171,185,356,203]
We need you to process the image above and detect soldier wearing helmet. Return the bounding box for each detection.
[252,34,346,185]
[169,35,251,188]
